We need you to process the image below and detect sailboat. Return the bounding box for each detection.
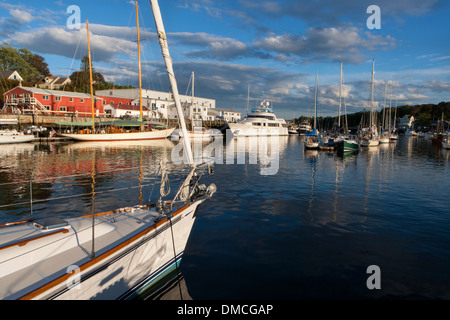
[0,0,216,300]
[442,129,450,149]
[304,73,320,149]
[379,82,390,143]
[359,60,380,147]
[59,3,174,141]
[390,99,399,141]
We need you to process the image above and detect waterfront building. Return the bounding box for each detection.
[2,86,104,116]
[96,88,217,121]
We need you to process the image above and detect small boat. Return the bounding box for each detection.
[360,134,380,147]
[0,119,35,144]
[358,60,379,148]
[304,131,320,149]
[390,133,398,141]
[335,135,360,152]
[0,0,216,300]
[379,132,390,143]
[297,121,312,135]
[304,73,320,150]
[288,126,299,135]
[442,130,450,149]
[318,134,334,151]
[0,130,35,144]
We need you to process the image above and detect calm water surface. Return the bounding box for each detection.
[0,136,449,299]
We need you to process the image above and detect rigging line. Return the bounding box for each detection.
[66,29,83,83]
[0,182,159,209]
[0,165,165,186]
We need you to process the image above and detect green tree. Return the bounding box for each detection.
[19,48,51,82]
[0,44,40,82]
[68,55,106,93]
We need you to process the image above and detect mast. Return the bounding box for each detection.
[135,1,143,123]
[338,62,342,128]
[86,20,95,134]
[314,72,318,130]
[192,71,194,99]
[394,99,397,131]
[150,0,194,166]
[389,84,392,133]
[370,59,375,128]
[246,83,250,116]
[382,81,387,132]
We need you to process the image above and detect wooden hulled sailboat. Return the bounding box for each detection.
[60,4,173,141]
[0,0,215,300]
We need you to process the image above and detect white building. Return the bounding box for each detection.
[208,108,241,122]
[104,103,149,118]
[96,88,216,121]
[0,71,23,83]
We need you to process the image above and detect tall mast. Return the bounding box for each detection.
[382,81,387,131]
[389,84,392,133]
[314,72,318,130]
[150,0,194,166]
[370,59,375,128]
[192,71,194,98]
[338,61,342,128]
[86,20,95,133]
[135,1,143,122]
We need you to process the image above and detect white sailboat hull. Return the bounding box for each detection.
[0,132,35,144]
[59,128,174,141]
[228,123,288,137]
[360,139,380,147]
[0,201,202,300]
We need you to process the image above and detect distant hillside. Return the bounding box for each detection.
[294,102,450,131]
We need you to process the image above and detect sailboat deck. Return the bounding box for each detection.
[0,206,164,300]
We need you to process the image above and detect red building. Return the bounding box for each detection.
[2,86,104,116]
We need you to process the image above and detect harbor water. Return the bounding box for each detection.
[0,135,449,299]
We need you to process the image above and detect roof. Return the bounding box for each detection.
[0,71,14,78]
[53,77,71,85]
[0,70,21,79]
[107,102,149,111]
[8,86,102,99]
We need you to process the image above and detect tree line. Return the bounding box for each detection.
[295,102,450,131]
[0,44,131,104]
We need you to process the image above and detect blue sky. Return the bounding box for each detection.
[1,0,449,118]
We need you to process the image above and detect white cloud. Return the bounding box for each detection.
[12,24,139,62]
[9,9,34,24]
[253,26,396,64]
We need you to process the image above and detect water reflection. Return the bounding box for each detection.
[136,270,192,300]
[0,139,178,224]
[1,135,449,299]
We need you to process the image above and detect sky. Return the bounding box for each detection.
[1,0,449,119]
